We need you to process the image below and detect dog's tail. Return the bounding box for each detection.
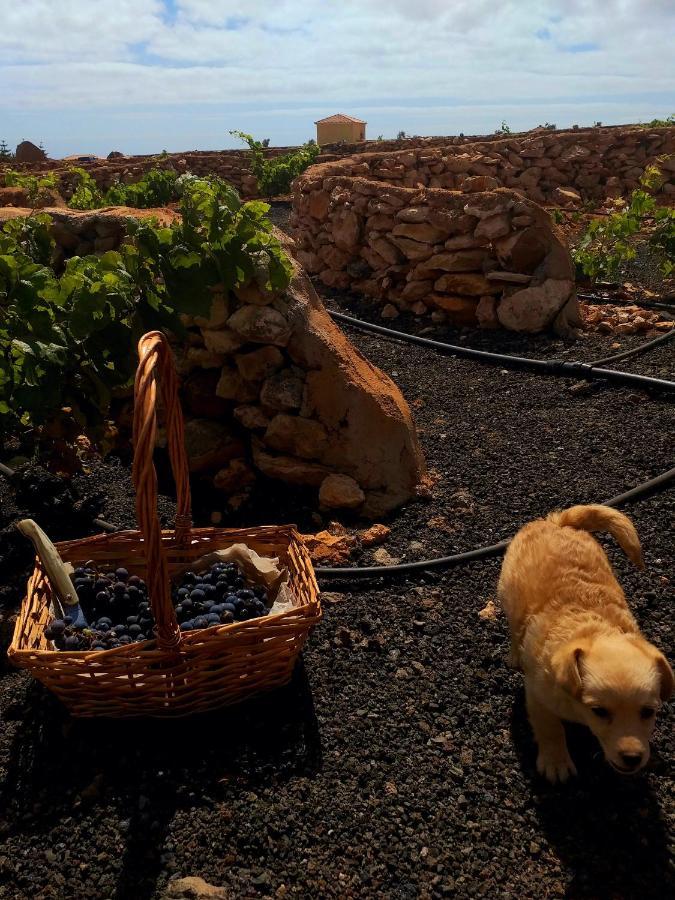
[548,504,644,569]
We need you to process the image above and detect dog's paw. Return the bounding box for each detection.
[536,747,577,784]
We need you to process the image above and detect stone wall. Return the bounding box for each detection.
[0,147,340,201]
[290,124,675,331]
[0,206,425,516]
[291,175,579,333]
[306,125,675,206]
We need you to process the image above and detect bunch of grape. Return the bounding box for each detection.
[173,561,270,632]
[44,560,270,650]
[44,565,155,651]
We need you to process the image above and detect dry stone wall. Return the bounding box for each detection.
[0,147,340,201]
[320,125,675,203]
[292,175,579,333]
[0,206,425,516]
[291,125,675,331]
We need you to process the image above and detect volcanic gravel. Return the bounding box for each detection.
[0,216,673,898]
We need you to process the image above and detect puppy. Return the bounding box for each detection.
[498,504,672,783]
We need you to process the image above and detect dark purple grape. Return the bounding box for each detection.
[92,642,106,650]
[127,616,139,626]
[98,622,111,633]
[128,575,141,587]
[113,624,127,636]
[181,598,193,611]
[222,602,235,614]
[96,591,109,604]
[135,634,147,642]
[64,635,80,650]
[238,609,251,621]
[63,616,73,626]
[180,621,194,631]
[206,613,221,625]
[203,584,216,596]
[190,589,206,602]
[115,568,129,582]
[50,619,66,635]
[113,582,126,595]
[236,589,255,601]
[118,636,132,645]
[220,611,234,624]
[128,624,142,637]
[193,616,208,629]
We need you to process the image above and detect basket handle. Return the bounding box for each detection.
[132,330,192,651]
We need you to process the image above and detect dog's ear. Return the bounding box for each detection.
[551,641,586,698]
[654,651,674,701]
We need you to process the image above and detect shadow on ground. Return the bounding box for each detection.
[0,662,321,899]
[510,688,673,899]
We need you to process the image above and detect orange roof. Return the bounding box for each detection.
[315,113,367,125]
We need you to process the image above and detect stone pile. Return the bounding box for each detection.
[292,175,580,333]
[580,302,674,334]
[0,205,425,514]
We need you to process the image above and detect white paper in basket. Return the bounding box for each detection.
[180,543,295,615]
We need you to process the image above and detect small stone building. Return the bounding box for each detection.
[315,114,366,145]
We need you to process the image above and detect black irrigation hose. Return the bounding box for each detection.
[1,310,672,578]
[314,465,675,579]
[330,311,675,393]
[577,291,675,314]
[589,326,675,367]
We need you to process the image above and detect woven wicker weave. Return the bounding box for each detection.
[8,331,321,717]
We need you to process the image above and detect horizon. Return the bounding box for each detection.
[2,1,674,158]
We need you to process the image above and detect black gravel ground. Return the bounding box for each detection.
[0,209,673,899]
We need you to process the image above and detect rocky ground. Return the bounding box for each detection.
[0,205,673,900]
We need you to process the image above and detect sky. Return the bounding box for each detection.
[1,0,674,158]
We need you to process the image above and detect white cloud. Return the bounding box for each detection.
[0,0,673,152]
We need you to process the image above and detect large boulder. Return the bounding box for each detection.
[15,140,46,163]
[272,231,426,515]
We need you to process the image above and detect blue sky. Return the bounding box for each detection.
[1,1,673,157]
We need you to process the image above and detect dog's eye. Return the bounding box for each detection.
[640,707,656,720]
[591,706,610,719]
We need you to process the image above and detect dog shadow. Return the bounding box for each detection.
[510,688,673,899]
[0,661,322,900]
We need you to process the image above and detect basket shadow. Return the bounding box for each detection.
[0,660,321,900]
[509,687,673,899]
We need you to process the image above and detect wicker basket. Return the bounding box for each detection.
[8,331,321,717]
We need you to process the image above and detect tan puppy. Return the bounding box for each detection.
[499,504,673,783]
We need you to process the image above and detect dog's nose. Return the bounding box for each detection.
[619,752,643,769]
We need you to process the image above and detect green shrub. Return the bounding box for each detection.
[230,131,321,196]
[68,167,105,209]
[2,170,58,207]
[0,176,292,432]
[104,167,180,208]
[573,164,675,281]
